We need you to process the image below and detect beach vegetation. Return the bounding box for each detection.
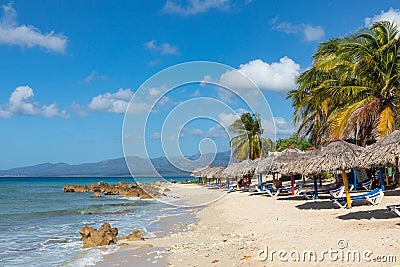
[229,113,264,160]
[288,21,400,146]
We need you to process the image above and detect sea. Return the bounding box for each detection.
[0,177,195,267]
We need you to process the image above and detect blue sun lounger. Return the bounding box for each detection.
[279,185,301,195]
[331,188,384,208]
[249,185,281,197]
[301,184,354,200]
[387,205,400,217]
[348,178,372,191]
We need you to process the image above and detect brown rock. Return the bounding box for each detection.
[63,184,89,192]
[79,223,118,248]
[127,229,145,241]
[118,243,129,247]
[91,192,102,198]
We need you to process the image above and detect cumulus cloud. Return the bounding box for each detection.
[69,101,88,117]
[0,3,67,53]
[88,88,135,114]
[217,111,240,128]
[0,86,68,118]
[273,19,325,42]
[262,116,295,137]
[219,58,300,92]
[144,40,178,55]
[162,0,230,16]
[365,8,400,27]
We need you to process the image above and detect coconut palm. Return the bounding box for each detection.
[289,21,400,146]
[229,113,263,160]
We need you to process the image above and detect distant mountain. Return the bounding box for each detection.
[0,151,231,177]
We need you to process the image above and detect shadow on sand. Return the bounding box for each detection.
[384,188,400,196]
[295,201,337,210]
[337,209,398,220]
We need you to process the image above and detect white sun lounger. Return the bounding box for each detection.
[331,188,384,209]
[387,205,400,217]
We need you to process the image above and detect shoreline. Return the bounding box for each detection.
[97,183,400,266]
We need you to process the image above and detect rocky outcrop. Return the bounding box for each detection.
[63,184,89,192]
[64,180,169,199]
[79,223,118,248]
[127,229,145,241]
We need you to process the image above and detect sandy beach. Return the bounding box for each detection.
[97,182,400,267]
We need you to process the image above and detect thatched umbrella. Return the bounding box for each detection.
[272,146,303,195]
[254,156,275,175]
[273,146,303,172]
[204,166,222,178]
[238,159,257,176]
[358,129,400,168]
[222,162,239,178]
[280,147,318,176]
[358,129,400,188]
[305,139,362,207]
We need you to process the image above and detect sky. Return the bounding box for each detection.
[0,0,399,169]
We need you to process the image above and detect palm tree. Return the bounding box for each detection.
[289,21,400,146]
[229,113,263,160]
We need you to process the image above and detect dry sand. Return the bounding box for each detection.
[97,183,400,267]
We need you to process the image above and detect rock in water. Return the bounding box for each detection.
[91,192,101,198]
[63,184,89,192]
[64,181,164,198]
[127,229,145,241]
[79,223,118,248]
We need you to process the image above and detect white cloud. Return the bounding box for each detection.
[365,8,400,27]
[148,84,168,97]
[262,116,295,137]
[69,102,88,117]
[144,40,178,55]
[219,58,300,92]
[200,75,212,87]
[217,111,240,128]
[0,3,67,53]
[0,86,68,118]
[162,0,230,16]
[88,88,134,114]
[303,25,325,42]
[273,19,325,42]
[82,70,107,84]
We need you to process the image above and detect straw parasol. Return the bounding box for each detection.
[190,166,208,177]
[205,166,225,179]
[222,162,240,178]
[273,146,303,172]
[280,147,320,176]
[305,139,362,207]
[358,129,400,169]
[254,156,275,175]
[237,159,257,176]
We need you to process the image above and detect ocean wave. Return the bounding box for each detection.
[61,245,120,267]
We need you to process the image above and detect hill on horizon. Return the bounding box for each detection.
[0,151,231,177]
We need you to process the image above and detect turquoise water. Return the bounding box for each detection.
[0,177,194,266]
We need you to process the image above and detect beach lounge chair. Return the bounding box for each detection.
[301,185,354,200]
[331,188,384,209]
[249,185,281,197]
[279,184,301,196]
[349,178,372,191]
[387,205,400,217]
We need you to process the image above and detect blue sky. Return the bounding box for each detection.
[0,0,399,169]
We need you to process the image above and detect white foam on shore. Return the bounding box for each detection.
[63,245,120,267]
